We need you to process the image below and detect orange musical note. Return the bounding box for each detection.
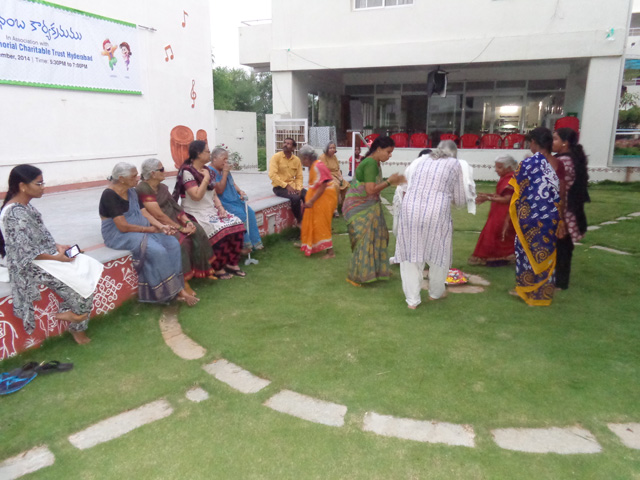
[182,11,189,27]
[190,80,196,108]
[164,45,174,62]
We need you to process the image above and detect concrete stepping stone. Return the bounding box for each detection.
[202,359,270,394]
[589,245,631,255]
[586,225,601,231]
[491,426,602,454]
[186,387,209,403]
[0,446,55,480]
[363,412,475,447]
[264,390,347,427]
[447,285,485,294]
[468,274,490,286]
[159,306,206,360]
[616,216,632,220]
[68,399,173,450]
[608,423,640,449]
[628,212,640,217]
[600,221,618,225]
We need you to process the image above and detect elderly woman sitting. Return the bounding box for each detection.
[173,141,247,279]
[468,155,517,266]
[136,158,216,293]
[299,145,338,258]
[99,162,198,305]
[393,143,467,308]
[319,141,349,216]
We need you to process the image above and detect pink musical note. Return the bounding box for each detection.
[164,45,174,62]
[190,80,197,108]
[182,11,189,28]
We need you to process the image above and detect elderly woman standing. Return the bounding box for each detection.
[298,145,337,258]
[210,147,263,252]
[394,143,467,308]
[100,162,198,305]
[136,158,216,292]
[468,155,517,266]
[0,165,103,344]
[343,136,405,286]
[508,127,560,306]
[319,141,349,215]
[173,141,247,279]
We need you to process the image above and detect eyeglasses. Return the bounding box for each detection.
[155,168,165,172]
[33,181,45,187]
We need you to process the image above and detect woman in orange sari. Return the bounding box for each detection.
[299,145,338,258]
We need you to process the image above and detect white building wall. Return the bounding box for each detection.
[213,110,258,168]
[0,0,214,187]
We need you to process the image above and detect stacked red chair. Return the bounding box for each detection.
[459,134,480,149]
[503,133,526,149]
[391,132,409,148]
[480,133,502,149]
[440,133,459,144]
[410,133,430,148]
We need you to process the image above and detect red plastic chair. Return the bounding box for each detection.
[554,116,579,133]
[480,133,502,149]
[459,134,479,149]
[391,132,409,148]
[440,133,459,144]
[410,133,430,148]
[364,133,379,146]
[503,133,526,149]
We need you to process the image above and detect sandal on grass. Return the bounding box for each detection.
[35,361,73,375]
[224,266,246,277]
[215,270,234,280]
[0,362,39,395]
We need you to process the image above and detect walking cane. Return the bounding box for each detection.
[244,197,259,266]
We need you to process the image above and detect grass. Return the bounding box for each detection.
[1,183,639,479]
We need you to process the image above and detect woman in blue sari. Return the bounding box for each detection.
[508,127,561,306]
[99,163,198,306]
[343,136,405,286]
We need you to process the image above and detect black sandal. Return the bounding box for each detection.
[224,267,246,277]
[35,361,73,375]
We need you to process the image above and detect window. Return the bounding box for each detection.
[355,0,413,9]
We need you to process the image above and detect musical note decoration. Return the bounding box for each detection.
[182,11,189,28]
[164,45,174,62]
[190,80,197,108]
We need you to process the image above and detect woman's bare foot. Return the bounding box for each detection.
[71,331,91,344]
[184,280,196,297]
[321,249,335,259]
[407,304,418,310]
[177,289,199,306]
[55,311,89,323]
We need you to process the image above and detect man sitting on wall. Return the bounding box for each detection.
[268,137,307,224]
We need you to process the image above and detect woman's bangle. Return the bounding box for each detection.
[385,180,391,187]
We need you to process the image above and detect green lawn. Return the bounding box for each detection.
[1,183,639,479]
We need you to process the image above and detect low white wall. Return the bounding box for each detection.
[213,110,258,169]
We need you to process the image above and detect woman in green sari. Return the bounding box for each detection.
[343,136,405,286]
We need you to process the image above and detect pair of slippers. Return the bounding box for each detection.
[0,361,73,395]
[215,267,246,279]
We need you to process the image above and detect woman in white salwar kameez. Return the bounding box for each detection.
[393,145,467,309]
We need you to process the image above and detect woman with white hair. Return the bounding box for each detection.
[468,155,517,266]
[319,141,349,215]
[136,158,216,293]
[298,145,337,258]
[99,162,198,305]
[393,146,467,308]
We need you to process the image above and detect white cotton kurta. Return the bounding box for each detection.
[394,156,467,269]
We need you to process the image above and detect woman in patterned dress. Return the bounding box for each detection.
[343,136,405,286]
[552,128,590,290]
[393,145,467,308]
[508,127,561,306]
[173,141,247,279]
[0,165,98,344]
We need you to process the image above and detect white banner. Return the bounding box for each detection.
[0,0,142,94]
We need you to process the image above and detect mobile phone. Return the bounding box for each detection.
[65,244,81,258]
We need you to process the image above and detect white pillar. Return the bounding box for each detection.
[271,71,309,119]
[580,56,625,169]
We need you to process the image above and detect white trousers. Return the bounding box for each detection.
[400,261,447,307]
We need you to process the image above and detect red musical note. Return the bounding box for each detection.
[182,11,189,27]
[164,45,174,62]
[190,80,197,108]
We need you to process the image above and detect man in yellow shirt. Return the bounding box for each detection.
[268,137,307,224]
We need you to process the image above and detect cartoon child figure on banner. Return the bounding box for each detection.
[119,42,132,70]
[101,39,118,70]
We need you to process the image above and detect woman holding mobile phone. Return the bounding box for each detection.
[0,165,102,344]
